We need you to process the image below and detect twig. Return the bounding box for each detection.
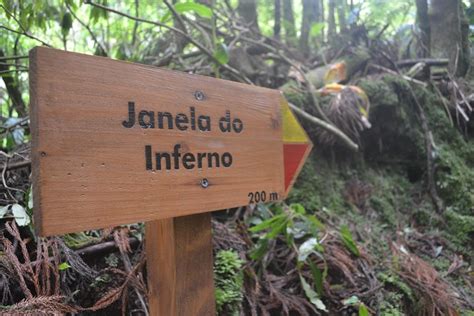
[369,63,427,87]
[85,0,252,84]
[0,5,51,47]
[65,3,108,56]
[289,102,359,151]
[0,55,28,61]
[397,58,449,68]
[75,237,140,257]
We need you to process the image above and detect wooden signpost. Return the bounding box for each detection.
[29,47,312,315]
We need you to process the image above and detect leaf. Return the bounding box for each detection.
[249,239,269,261]
[0,205,10,217]
[306,214,325,230]
[298,237,319,262]
[343,295,360,306]
[299,275,327,312]
[310,22,325,37]
[213,43,229,65]
[11,204,30,226]
[58,262,71,271]
[340,225,360,257]
[174,2,213,18]
[248,214,285,233]
[308,260,324,296]
[359,303,370,316]
[290,203,306,214]
[61,12,73,37]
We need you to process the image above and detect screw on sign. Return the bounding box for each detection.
[29,47,312,316]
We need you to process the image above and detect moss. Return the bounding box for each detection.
[214,250,244,315]
[288,155,347,213]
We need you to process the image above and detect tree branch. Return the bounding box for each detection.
[288,102,359,151]
[85,0,252,84]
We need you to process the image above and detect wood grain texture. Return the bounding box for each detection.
[29,47,285,236]
[146,213,215,316]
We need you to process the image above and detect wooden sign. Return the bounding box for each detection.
[29,47,312,237]
[29,47,312,316]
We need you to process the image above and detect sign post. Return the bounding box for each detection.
[29,47,312,315]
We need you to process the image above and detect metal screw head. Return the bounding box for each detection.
[200,178,209,188]
[194,90,205,101]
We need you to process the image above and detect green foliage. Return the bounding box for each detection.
[214,250,244,315]
[340,225,360,257]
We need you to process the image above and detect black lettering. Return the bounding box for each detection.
[232,118,243,133]
[172,144,181,170]
[139,110,155,128]
[190,106,196,130]
[208,152,220,168]
[155,152,171,170]
[182,153,195,169]
[175,113,189,131]
[122,101,136,128]
[219,111,231,132]
[221,152,233,167]
[157,112,173,129]
[198,115,211,131]
[197,152,206,168]
[145,145,152,170]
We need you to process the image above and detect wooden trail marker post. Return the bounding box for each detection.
[29,47,312,315]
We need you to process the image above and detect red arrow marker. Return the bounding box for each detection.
[280,95,313,196]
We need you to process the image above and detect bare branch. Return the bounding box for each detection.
[289,102,359,151]
[85,0,252,84]
[65,3,108,56]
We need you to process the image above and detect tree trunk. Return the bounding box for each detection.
[282,0,297,46]
[238,0,259,31]
[429,0,468,75]
[336,0,347,33]
[327,0,336,40]
[416,0,430,58]
[274,0,281,39]
[300,0,321,54]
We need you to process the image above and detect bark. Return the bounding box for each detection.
[416,0,430,57]
[282,0,297,46]
[327,0,336,40]
[274,0,281,39]
[429,0,468,75]
[336,0,347,33]
[238,0,259,31]
[300,0,321,54]
[0,50,27,117]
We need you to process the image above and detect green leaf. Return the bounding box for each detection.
[299,275,327,312]
[213,43,229,65]
[340,225,360,257]
[248,214,285,233]
[308,260,324,296]
[11,203,30,226]
[310,22,325,37]
[61,12,73,37]
[306,214,325,230]
[58,262,71,271]
[290,203,306,215]
[343,295,360,306]
[249,239,269,261]
[359,303,370,316]
[174,2,213,18]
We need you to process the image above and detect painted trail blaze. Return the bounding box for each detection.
[281,97,313,195]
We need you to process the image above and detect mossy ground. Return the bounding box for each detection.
[285,74,473,313]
